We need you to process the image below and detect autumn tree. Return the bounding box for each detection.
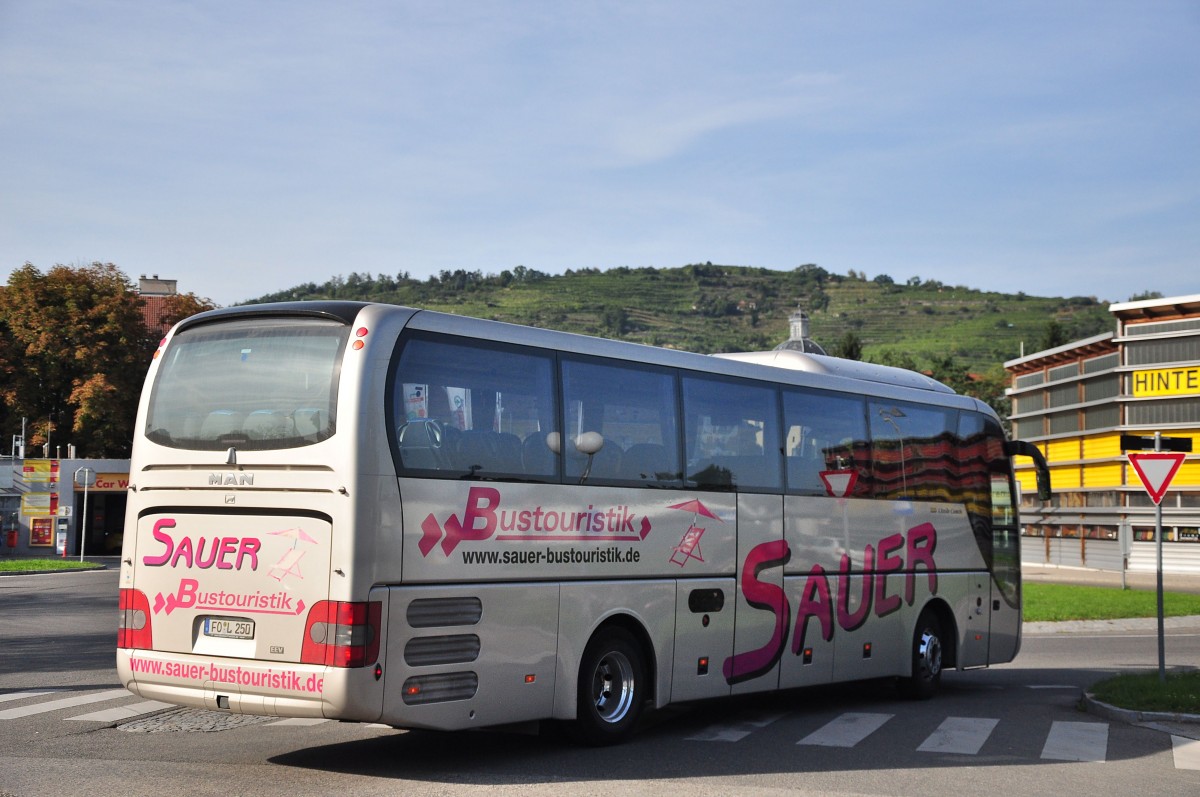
[155,291,219,336]
[0,262,213,457]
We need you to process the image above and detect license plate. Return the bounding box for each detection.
[204,617,255,640]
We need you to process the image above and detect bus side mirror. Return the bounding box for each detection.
[1005,440,1052,502]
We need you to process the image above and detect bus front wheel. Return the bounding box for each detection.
[571,627,646,745]
[903,609,943,700]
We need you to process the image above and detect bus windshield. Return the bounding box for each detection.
[144,316,348,450]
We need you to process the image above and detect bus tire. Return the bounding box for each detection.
[903,608,943,700]
[570,627,646,746]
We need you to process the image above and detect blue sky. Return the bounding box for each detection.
[2,1,1197,308]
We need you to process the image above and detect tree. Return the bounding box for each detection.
[1128,291,1163,302]
[833,331,864,361]
[1037,320,1070,352]
[157,292,218,332]
[602,306,629,336]
[0,262,205,457]
[962,366,1012,430]
[926,354,972,395]
[872,349,920,372]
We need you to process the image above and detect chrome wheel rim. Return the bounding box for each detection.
[917,628,942,680]
[591,650,636,724]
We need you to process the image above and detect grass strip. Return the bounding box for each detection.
[1089,670,1200,714]
[1023,582,1200,622]
[0,558,105,573]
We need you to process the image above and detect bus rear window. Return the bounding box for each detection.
[145,317,348,451]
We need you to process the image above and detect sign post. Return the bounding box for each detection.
[74,468,96,564]
[1125,433,1190,683]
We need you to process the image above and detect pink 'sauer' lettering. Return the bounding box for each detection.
[723,522,942,685]
[792,563,834,654]
[141,518,261,571]
[836,545,874,631]
[420,486,653,556]
[722,539,791,684]
[874,533,905,618]
[903,522,938,604]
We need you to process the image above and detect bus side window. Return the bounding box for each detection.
[869,401,957,501]
[683,375,781,492]
[783,389,869,496]
[958,411,1021,606]
[561,358,681,487]
[391,334,558,481]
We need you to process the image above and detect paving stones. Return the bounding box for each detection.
[118,706,273,733]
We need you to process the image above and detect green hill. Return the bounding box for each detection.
[249,264,1114,382]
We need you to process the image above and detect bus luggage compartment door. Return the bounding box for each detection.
[671,579,735,703]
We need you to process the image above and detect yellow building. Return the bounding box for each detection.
[1006,294,1200,567]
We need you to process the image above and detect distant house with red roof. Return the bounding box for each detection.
[137,275,177,336]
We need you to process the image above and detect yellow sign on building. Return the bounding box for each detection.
[1132,367,1200,397]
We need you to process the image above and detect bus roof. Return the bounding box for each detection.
[713,350,956,394]
[176,300,983,414]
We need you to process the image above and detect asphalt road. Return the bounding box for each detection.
[1,565,1198,797]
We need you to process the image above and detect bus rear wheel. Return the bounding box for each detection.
[570,627,646,746]
[903,609,943,700]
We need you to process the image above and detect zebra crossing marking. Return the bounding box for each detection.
[685,711,785,742]
[1041,721,1109,762]
[0,688,131,720]
[798,712,893,747]
[917,716,999,755]
[6,687,1196,772]
[67,700,174,722]
[1172,735,1200,771]
[0,690,53,704]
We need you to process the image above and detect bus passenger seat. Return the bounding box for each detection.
[494,432,524,473]
[200,410,245,440]
[523,433,556,475]
[455,430,498,474]
[623,443,670,483]
[243,410,290,440]
[587,443,623,479]
[397,419,448,470]
[293,408,323,439]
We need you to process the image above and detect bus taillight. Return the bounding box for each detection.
[301,600,382,668]
[118,588,153,649]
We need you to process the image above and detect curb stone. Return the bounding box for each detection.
[1083,692,1200,740]
[1023,615,1200,635]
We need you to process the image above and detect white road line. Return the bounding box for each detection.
[917,716,999,755]
[0,689,132,720]
[798,712,893,748]
[686,711,785,742]
[1171,735,1200,771]
[266,717,331,726]
[1041,721,1109,762]
[0,690,52,704]
[67,700,174,722]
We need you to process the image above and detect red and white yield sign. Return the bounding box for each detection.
[819,469,858,498]
[1128,452,1187,505]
